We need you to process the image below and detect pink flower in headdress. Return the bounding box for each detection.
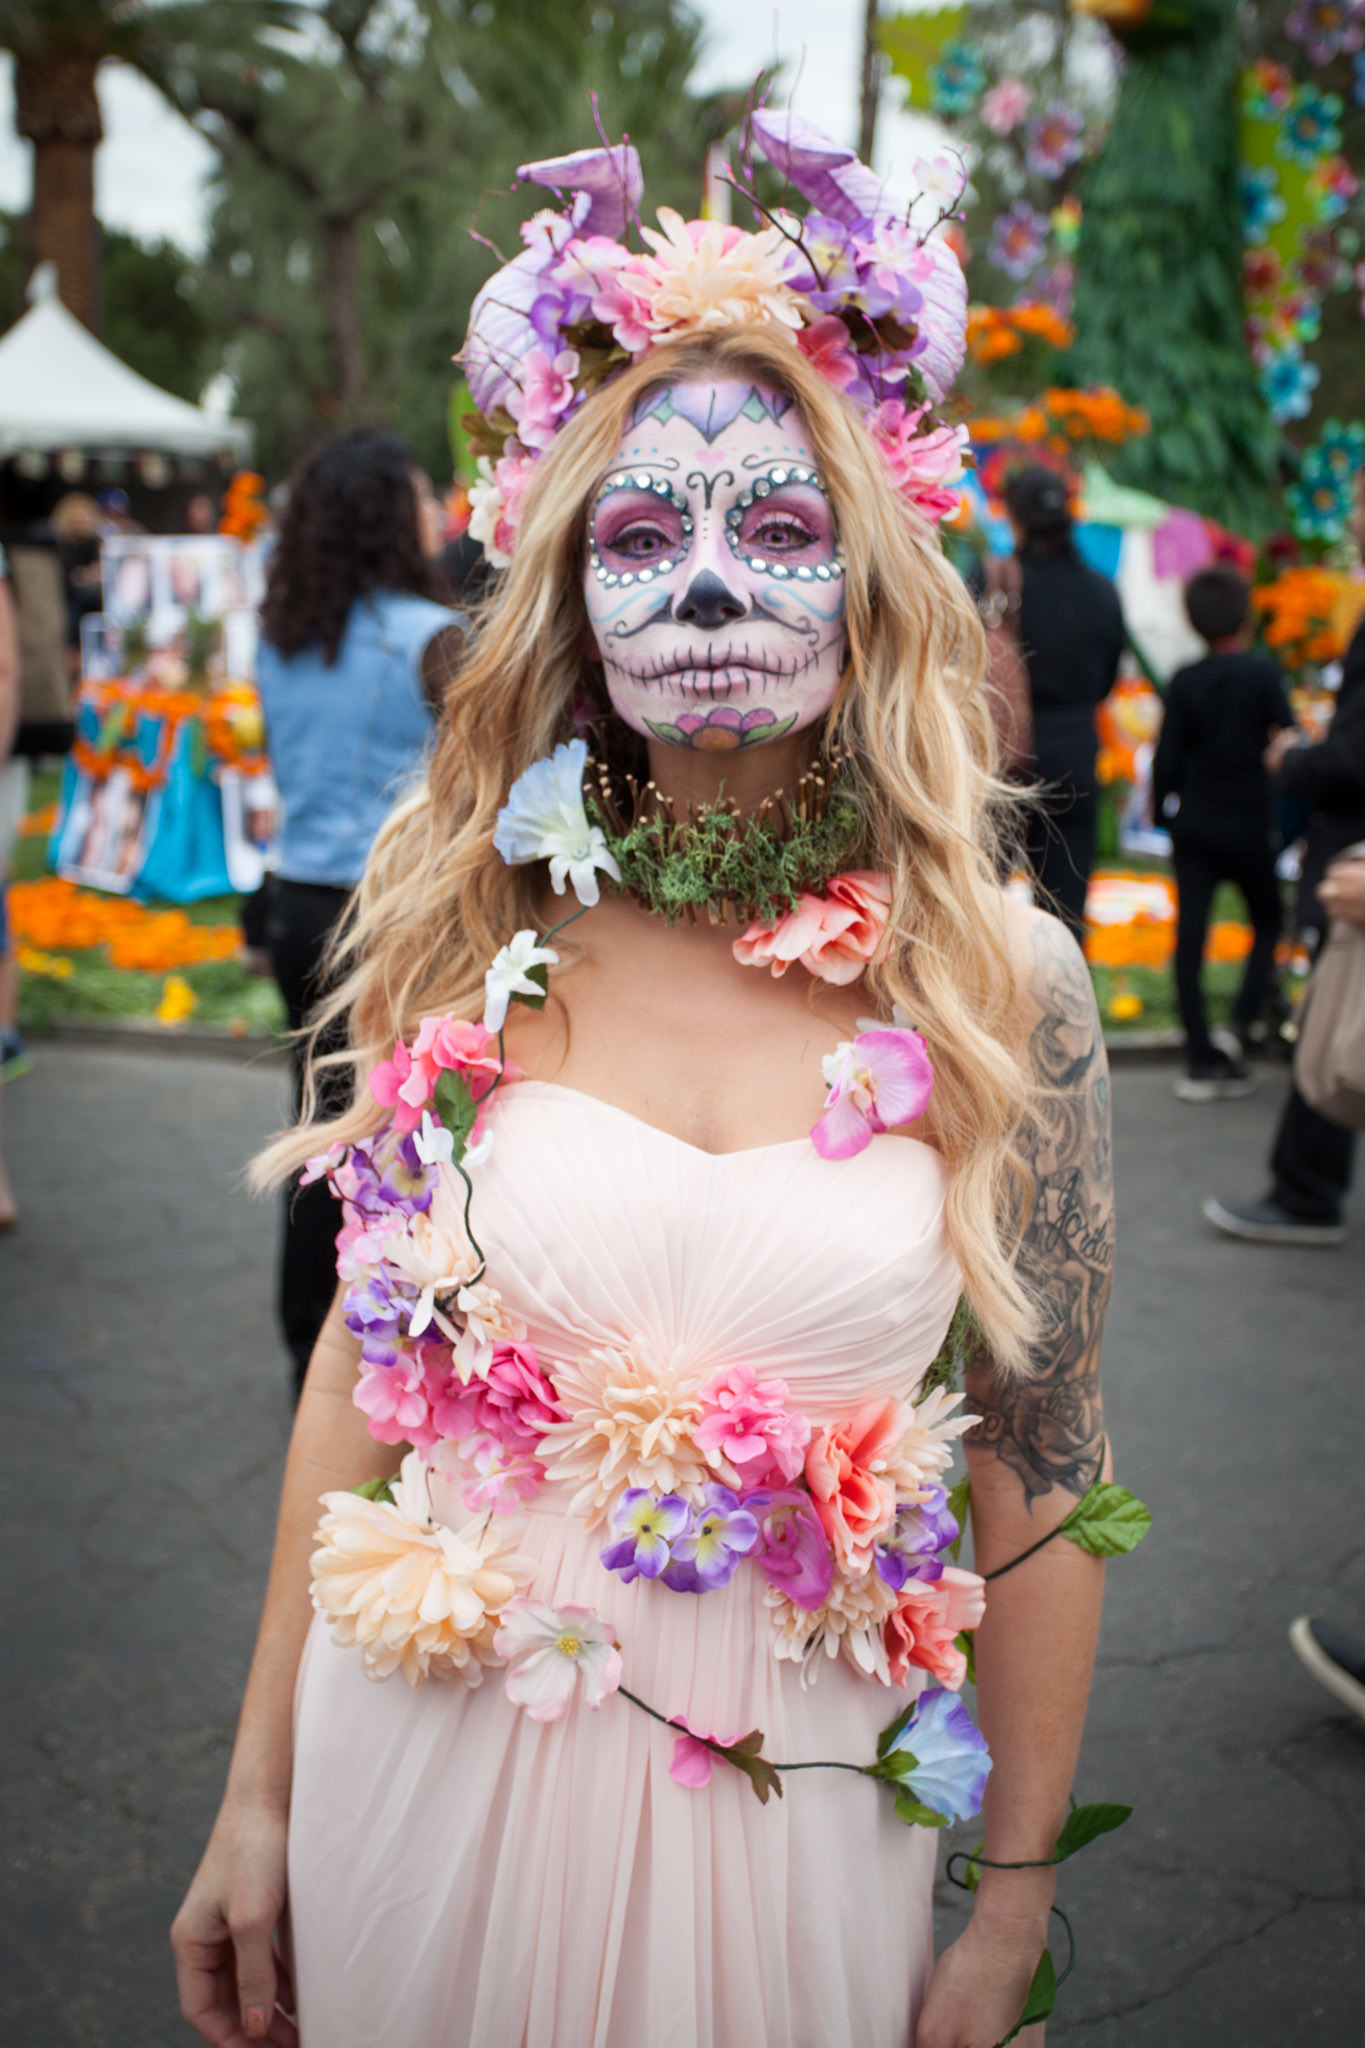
[508,348,581,450]
[810,1027,934,1161]
[865,400,968,522]
[733,871,892,987]
[795,313,867,395]
[469,450,538,567]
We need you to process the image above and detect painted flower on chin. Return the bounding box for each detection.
[810,1026,934,1160]
[495,1599,623,1721]
[643,705,796,752]
[493,738,622,907]
[880,1685,992,1823]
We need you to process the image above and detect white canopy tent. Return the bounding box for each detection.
[0,265,251,461]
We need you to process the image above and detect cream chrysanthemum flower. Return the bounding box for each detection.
[310,1452,535,1688]
[632,208,804,341]
[537,1335,710,1524]
[764,1567,900,1688]
[885,1386,979,1499]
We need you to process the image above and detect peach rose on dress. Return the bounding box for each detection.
[884,1576,967,1691]
[803,1396,906,1574]
[732,871,891,986]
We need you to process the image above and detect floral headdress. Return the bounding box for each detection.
[461,110,972,565]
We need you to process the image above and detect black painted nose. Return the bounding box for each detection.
[674,569,747,630]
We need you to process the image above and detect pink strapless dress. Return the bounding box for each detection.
[288,1080,963,2047]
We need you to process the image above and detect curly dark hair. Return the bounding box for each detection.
[259,429,440,663]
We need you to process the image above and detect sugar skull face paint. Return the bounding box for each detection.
[583,379,847,752]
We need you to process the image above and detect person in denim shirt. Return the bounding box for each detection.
[256,430,463,1394]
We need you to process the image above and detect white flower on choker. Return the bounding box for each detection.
[493,738,622,907]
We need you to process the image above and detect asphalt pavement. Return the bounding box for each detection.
[1,1043,1362,2045]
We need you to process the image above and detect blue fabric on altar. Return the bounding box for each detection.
[51,695,233,902]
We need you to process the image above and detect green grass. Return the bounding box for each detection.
[17,950,286,1036]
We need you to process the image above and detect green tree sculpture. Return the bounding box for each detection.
[1066,0,1280,532]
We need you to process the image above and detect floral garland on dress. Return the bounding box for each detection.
[303,740,1150,2042]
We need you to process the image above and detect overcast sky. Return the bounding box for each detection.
[0,1,944,258]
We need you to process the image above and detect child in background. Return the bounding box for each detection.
[1152,565,1296,1102]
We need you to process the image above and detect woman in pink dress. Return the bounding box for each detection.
[173,118,1117,2048]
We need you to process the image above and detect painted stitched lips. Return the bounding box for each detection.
[644,705,799,751]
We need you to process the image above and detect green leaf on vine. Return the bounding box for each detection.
[1053,1802,1132,1863]
[513,961,550,1012]
[352,1476,395,1505]
[955,1628,976,1687]
[433,1071,478,1157]
[1061,1483,1152,1558]
[876,1701,918,1759]
[718,1730,783,1805]
[997,1947,1057,2045]
[892,1789,949,1830]
[946,1473,970,1562]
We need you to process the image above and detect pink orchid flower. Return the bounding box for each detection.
[369,1038,426,1133]
[669,1716,742,1790]
[795,313,867,395]
[810,1027,934,1160]
[732,871,891,986]
[510,347,581,450]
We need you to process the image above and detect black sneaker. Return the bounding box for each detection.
[1175,1050,1257,1103]
[1202,1196,1346,1247]
[1289,1617,1365,1721]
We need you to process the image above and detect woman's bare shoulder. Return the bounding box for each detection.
[996,892,1101,1055]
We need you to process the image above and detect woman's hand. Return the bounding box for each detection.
[171,1794,297,2045]
[915,1869,1053,2048]
[1318,856,1365,930]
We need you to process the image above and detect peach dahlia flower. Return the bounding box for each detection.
[537,1336,710,1525]
[310,1452,535,1688]
[631,209,805,342]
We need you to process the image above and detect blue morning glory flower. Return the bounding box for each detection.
[884,1687,993,1823]
[1276,87,1344,167]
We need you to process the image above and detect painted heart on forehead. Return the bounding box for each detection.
[584,378,848,752]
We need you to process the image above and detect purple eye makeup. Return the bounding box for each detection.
[724,468,843,582]
[590,473,693,589]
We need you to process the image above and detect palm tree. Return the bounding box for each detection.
[0,0,297,331]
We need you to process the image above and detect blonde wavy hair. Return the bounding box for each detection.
[256,325,1040,1371]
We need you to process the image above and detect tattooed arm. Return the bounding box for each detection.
[917,906,1113,2048]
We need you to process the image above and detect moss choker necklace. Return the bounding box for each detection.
[584,754,864,926]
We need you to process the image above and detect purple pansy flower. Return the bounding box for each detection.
[666,1484,760,1592]
[601,1489,692,1583]
[874,1488,960,1591]
[377,1132,434,1214]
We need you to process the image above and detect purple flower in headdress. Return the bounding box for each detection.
[749,107,885,233]
[462,143,642,417]
[664,1483,760,1592]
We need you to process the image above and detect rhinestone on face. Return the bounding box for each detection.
[656,561,675,575]
[621,572,635,586]
[753,478,771,498]
[772,562,789,577]
[770,468,788,484]
[815,564,831,580]
[639,567,654,581]
[796,565,813,580]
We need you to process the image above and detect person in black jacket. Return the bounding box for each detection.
[1152,566,1295,1099]
[1204,478,1365,1243]
[1005,467,1127,940]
